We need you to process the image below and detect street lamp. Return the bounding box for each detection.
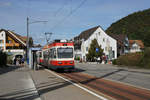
[26,17,47,63]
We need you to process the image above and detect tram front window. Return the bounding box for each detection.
[57,48,73,58]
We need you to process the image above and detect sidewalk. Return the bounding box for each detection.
[29,67,101,100]
[0,65,41,100]
[0,65,102,100]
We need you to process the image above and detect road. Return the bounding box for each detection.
[75,63,150,90]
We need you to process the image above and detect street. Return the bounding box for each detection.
[75,63,150,90]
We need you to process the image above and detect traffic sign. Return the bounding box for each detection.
[96,48,99,52]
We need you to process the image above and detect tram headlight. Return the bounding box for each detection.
[58,62,62,64]
[70,61,73,64]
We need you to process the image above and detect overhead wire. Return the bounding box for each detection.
[50,0,88,31]
[54,0,69,16]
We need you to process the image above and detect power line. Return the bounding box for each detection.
[54,0,69,16]
[50,0,88,31]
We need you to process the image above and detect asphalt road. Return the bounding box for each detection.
[75,63,150,90]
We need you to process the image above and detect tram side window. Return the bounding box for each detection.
[51,48,56,58]
[39,52,42,57]
[53,48,56,58]
[43,51,46,59]
[43,50,49,59]
[49,48,56,58]
[49,49,52,58]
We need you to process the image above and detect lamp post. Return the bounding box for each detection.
[26,17,47,63]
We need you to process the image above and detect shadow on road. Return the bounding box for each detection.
[80,69,126,84]
[0,65,21,75]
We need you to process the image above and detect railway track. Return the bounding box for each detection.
[58,70,150,100]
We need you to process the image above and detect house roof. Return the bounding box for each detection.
[109,34,127,46]
[0,29,28,46]
[74,25,100,41]
[129,40,144,48]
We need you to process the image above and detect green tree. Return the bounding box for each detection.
[106,8,150,47]
[86,39,103,61]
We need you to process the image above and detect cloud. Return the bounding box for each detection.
[0,2,12,7]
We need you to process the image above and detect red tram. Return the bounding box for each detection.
[37,40,75,70]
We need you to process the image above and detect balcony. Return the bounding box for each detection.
[6,43,20,47]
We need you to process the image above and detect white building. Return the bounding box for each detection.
[74,26,117,61]
[129,40,144,53]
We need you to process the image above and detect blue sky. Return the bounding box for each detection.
[0,0,150,45]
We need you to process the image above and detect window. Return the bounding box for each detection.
[86,47,88,52]
[57,48,73,58]
[43,51,48,59]
[103,38,105,42]
[49,48,56,58]
[105,47,107,51]
[98,32,101,35]
[39,52,42,57]
[1,34,3,37]
[112,51,115,58]
[0,40,3,43]
[110,47,112,51]
[8,40,12,43]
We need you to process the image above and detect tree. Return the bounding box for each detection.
[86,39,103,61]
[106,8,150,47]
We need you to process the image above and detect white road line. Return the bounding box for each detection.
[45,69,108,100]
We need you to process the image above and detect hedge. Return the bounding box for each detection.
[113,48,150,69]
[0,51,7,67]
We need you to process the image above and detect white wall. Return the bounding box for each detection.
[130,43,141,53]
[81,27,117,61]
[0,31,6,51]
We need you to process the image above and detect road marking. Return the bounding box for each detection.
[45,69,108,100]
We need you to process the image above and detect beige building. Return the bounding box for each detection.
[0,29,33,56]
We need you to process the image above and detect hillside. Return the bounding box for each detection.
[106,8,150,47]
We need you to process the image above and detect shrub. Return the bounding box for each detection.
[7,55,13,64]
[76,56,80,60]
[140,47,150,68]
[112,59,117,65]
[113,52,143,67]
[0,51,7,67]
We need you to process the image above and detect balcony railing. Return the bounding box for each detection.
[6,43,20,47]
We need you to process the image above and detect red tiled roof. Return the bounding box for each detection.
[129,40,144,48]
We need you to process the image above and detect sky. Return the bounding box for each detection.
[0,0,150,45]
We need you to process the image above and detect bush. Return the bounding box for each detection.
[112,59,117,65]
[140,47,150,68]
[75,56,80,60]
[7,55,13,64]
[0,51,7,67]
[112,52,143,67]
[113,49,150,69]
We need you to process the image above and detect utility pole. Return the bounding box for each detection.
[26,17,47,64]
[26,17,29,61]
